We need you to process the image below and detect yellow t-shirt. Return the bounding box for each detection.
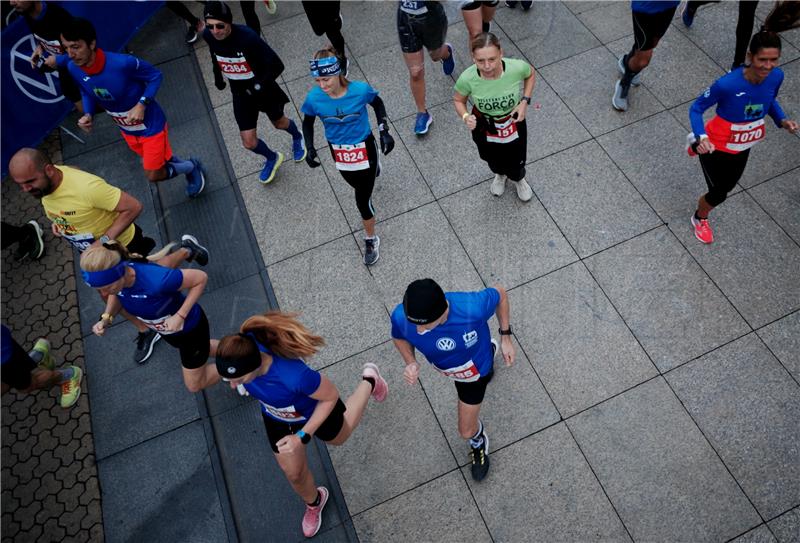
[41,165,135,251]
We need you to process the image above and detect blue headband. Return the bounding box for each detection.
[82,261,127,287]
[309,56,341,77]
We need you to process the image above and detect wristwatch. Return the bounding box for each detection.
[100,312,114,324]
[498,326,513,336]
[521,95,532,105]
[139,96,152,105]
[99,234,111,245]
[296,430,311,444]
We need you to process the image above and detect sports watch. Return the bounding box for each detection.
[139,96,152,105]
[296,430,311,444]
[498,326,513,336]
[521,95,532,105]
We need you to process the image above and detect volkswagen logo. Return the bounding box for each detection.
[10,34,65,104]
[436,337,456,351]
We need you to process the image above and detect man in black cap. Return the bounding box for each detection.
[390,278,514,481]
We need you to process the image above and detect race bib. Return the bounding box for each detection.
[332,142,370,171]
[215,54,255,80]
[437,360,480,383]
[706,116,765,153]
[34,34,63,55]
[106,110,146,132]
[62,232,94,252]
[138,314,178,335]
[260,402,305,423]
[486,115,519,144]
[400,1,428,15]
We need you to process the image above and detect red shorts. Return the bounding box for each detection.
[121,125,173,171]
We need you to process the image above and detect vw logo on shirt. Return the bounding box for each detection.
[436,337,456,351]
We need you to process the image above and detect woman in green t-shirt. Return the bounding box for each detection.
[453,32,535,201]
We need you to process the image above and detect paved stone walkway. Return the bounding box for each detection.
[1,133,104,542]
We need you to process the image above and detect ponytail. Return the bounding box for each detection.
[79,240,176,272]
[762,1,800,33]
[238,311,325,360]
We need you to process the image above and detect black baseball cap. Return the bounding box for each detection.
[403,279,447,325]
[204,1,233,23]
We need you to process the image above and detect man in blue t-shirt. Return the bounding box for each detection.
[390,278,514,481]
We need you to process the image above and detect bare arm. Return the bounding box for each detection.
[275,375,339,454]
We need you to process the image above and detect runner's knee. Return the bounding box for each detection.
[407,63,425,80]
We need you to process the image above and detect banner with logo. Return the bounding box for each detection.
[1,1,164,175]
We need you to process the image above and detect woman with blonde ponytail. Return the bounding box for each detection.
[215,311,388,538]
[80,236,219,393]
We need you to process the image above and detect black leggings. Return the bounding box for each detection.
[302,1,346,59]
[471,117,527,181]
[333,134,379,221]
[699,149,750,207]
[687,1,757,67]
[1,221,27,249]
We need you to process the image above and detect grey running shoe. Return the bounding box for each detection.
[514,178,533,202]
[490,174,506,196]
[134,329,160,364]
[180,234,209,266]
[364,236,380,266]
[612,79,630,112]
[617,54,641,86]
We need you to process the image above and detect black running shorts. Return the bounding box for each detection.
[461,1,499,10]
[232,82,290,131]
[397,2,448,54]
[161,307,211,370]
[631,5,678,51]
[454,371,494,405]
[261,398,347,453]
[1,337,37,390]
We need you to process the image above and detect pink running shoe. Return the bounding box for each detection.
[362,363,388,402]
[302,486,329,538]
[691,215,714,244]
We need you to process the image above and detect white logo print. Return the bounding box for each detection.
[436,337,456,351]
[227,366,237,374]
[10,34,65,104]
[463,330,478,348]
[735,92,746,97]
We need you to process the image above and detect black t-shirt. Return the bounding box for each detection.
[202,24,284,94]
[25,1,73,55]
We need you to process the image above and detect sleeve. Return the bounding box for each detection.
[475,288,501,321]
[454,72,471,97]
[390,307,406,340]
[128,56,163,100]
[85,176,122,212]
[157,268,185,293]
[302,114,316,151]
[767,73,787,127]
[515,58,532,79]
[67,63,96,115]
[55,54,70,68]
[294,363,323,397]
[202,31,224,84]
[301,92,316,116]
[689,80,722,138]
[362,82,379,106]
[246,30,285,82]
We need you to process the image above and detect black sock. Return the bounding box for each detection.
[308,491,321,507]
[362,376,376,391]
[694,211,706,221]
[482,21,490,33]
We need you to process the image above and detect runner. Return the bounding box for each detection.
[301,47,395,266]
[203,1,306,184]
[1,220,44,261]
[461,1,498,44]
[453,32,535,201]
[10,0,82,112]
[8,148,206,364]
[166,1,205,44]
[1,326,82,409]
[301,1,348,75]
[60,17,206,196]
[390,278,514,481]
[81,239,219,393]
[214,311,388,538]
[612,0,680,112]
[397,0,456,135]
[687,30,798,244]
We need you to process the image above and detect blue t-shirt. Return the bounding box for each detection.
[67,50,167,136]
[116,262,201,335]
[632,1,680,14]
[390,289,500,381]
[1,325,13,365]
[689,67,786,137]
[243,342,322,423]
[301,81,379,145]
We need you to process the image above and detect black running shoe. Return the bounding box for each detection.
[14,220,44,261]
[470,431,490,481]
[180,234,209,266]
[134,329,160,364]
[185,27,198,44]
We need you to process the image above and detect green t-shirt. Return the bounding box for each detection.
[454,58,532,117]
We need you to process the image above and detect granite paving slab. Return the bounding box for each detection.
[575,0,632,44]
[421,334,560,458]
[756,311,800,383]
[562,1,607,15]
[258,12,327,84]
[352,470,491,543]
[237,165,350,266]
[339,1,403,58]
[97,421,227,543]
[266,235,388,369]
[539,46,664,137]
[526,140,661,257]
[768,507,800,542]
[749,168,800,244]
[732,525,779,543]
[666,333,800,520]
[60,110,127,161]
[585,226,749,372]
[511,262,656,417]
[669,192,800,329]
[568,377,761,542]
[778,59,800,118]
[464,423,631,543]
[363,202,484,311]
[512,1,600,68]
[323,342,458,515]
[439,178,576,288]
[150,56,208,129]
[127,7,190,67]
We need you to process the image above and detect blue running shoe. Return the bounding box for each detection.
[292,136,307,162]
[260,152,284,184]
[185,159,206,198]
[442,43,455,76]
[414,111,432,135]
[682,4,695,27]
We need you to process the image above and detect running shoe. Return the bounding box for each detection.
[180,234,209,266]
[491,338,498,359]
[521,0,532,9]
[414,111,433,135]
[29,338,53,370]
[301,486,329,538]
[14,220,44,261]
[185,159,206,198]
[681,3,696,27]
[292,136,307,162]
[263,0,277,15]
[60,366,83,408]
[362,362,389,402]
[617,54,641,86]
[469,430,490,481]
[505,1,517,7]
[691,215,714,244]
[260,152,284,184]
[364,235,380,266]
[490,174,506,197]
[134,329,161,364]
[442,43,455,76]
[612,79,630,112]
[514,178,533,202]
[185,27,198,44]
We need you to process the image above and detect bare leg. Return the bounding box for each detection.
[155,248,191,269]
[627,48,655,72]
[696,194,714,219]
[362,217,376,238]
[457,400,482,440]
[327,380,372,445]
[403,51,427,113]
[274,446,318,504]
[461,8,484,42]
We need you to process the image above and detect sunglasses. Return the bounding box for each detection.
[208,22,228,30]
